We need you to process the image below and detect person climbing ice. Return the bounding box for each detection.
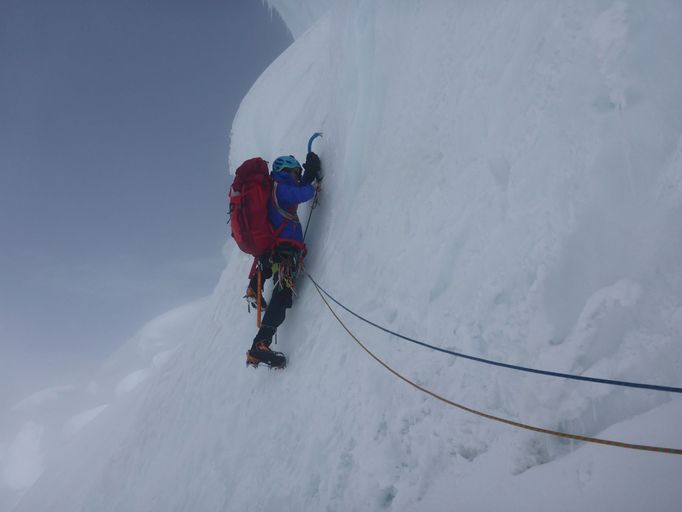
[243,151,321,368]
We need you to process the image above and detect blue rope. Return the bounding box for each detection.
[305,273,682,394]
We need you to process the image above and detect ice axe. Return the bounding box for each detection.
[303,132,323,242]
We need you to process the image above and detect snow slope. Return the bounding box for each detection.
[10,1,682,510]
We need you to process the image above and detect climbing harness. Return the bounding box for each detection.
[308,276,682,455]
[273,247,303,294]
[305,274,682,395]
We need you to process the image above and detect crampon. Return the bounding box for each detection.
[246,341,286,369]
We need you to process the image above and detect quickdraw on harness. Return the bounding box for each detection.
[272,248,303,293]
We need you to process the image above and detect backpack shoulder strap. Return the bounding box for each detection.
[272,182,300,222]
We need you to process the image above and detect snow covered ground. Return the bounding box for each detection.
[5,1,682,510]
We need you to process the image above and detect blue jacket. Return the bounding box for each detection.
[268,170,315,244]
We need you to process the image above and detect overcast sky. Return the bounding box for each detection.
[0,0,291,401]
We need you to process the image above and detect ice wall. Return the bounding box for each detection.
[13,1,682,510]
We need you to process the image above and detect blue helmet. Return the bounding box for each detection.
[272,155,301,173]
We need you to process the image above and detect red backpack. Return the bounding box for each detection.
[228,158,274,257]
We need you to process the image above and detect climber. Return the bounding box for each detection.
[244,151,321,368]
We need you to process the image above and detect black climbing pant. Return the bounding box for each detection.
[252,277,293,345]
[250,244,301,346]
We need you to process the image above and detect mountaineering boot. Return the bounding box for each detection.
[246,341,286,369]
[244,287,267,311]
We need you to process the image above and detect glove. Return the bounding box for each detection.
[302,151,321,183]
